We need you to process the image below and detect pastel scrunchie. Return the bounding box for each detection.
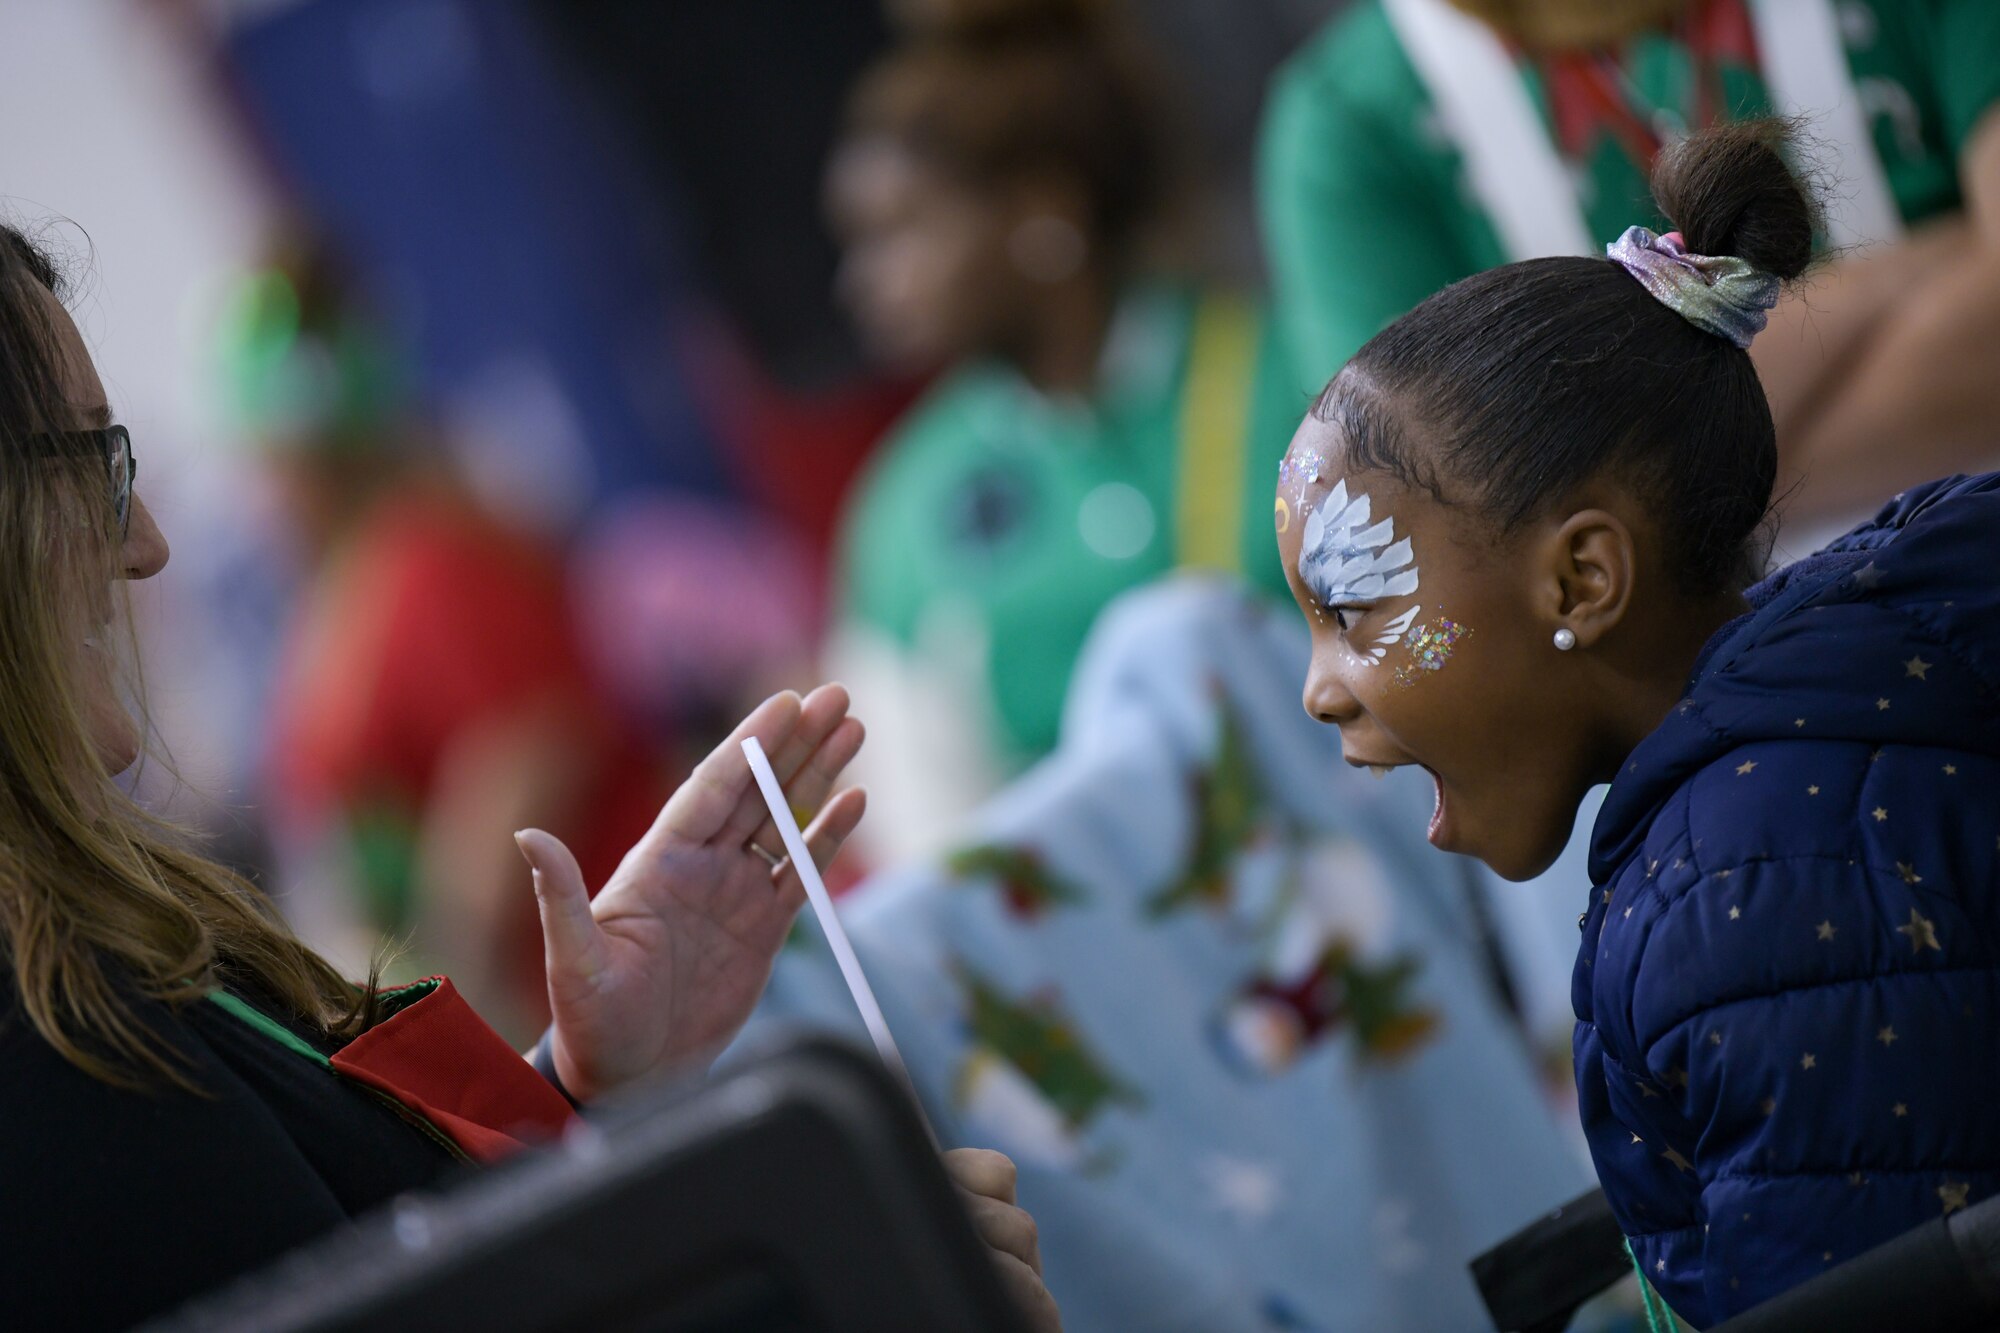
[1605,226,1781,350]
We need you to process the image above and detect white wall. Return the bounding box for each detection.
[0,0,277,804]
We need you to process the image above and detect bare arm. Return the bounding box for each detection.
[412,697,593,1045]
[1770,107,2000,522]
[1751,214,1970,441]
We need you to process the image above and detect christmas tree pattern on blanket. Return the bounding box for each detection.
[952,964,1140,1169]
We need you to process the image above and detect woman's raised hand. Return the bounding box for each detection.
[515,685,865,1103]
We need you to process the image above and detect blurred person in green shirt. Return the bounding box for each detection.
[827,0,1309,862]
[1260,0,2000,530]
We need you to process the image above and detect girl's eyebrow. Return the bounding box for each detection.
[88,404,114,428]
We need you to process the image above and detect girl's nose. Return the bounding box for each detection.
[1302,653,1361,727]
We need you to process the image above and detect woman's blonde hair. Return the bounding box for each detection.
[0,224,375,1090]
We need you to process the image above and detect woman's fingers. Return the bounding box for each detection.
[943,1147,1019,1204]
[770,786,867,909]
[959,1191,1043,1275]
[744,715,865,861]
[648,691,802,848]
[716,683,853,849]
[515,828,609,993]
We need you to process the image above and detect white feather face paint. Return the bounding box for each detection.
[1297,479,1420,611]
[1356,604,1421,666]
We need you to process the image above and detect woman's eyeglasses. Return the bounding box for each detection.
[24,425,136,539]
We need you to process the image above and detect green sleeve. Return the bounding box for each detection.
[833,407,937,643]
[1256,7,1483,385]
[1933,0,2000,157]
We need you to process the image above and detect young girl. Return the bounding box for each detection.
[1273,121,2000,1325]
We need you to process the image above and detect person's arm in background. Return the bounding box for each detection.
[1750,213,1969,440]
[413,696,593,1045]
[1765,76,2000,522]
[1256,27,1477,386]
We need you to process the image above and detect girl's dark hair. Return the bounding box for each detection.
[845,0,1170,251]
[1317,119,1820,596]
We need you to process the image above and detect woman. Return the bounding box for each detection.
[0,224,1054,1331]
[1272,121,2000,1325]
[826,0,1308,862]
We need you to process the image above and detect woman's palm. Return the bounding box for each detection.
[516,686,865,1102]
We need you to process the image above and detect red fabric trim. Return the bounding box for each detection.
[330,977,577,1163]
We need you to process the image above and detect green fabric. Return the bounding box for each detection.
[1931,0,2000,154]
[346,798,420,934]
[1626,1237,1683,1333]
[204,979,441,1069]
[207,991,332,1069]
[837,283,1308,765]
[1261,0,2000,382]
[366,977,443,1019]
[206,979,466,1163]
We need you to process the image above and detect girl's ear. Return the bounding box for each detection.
[1537,508,1638,650]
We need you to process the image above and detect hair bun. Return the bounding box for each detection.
[1650,118,1820,282]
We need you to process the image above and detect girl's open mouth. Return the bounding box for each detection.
[1353,757,1453,849]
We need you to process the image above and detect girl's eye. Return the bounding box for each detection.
[1330,606,1368,633]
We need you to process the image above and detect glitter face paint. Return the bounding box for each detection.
[1276,450,1323,497]
[1297,479,1420,609]
[1392,617,1471,688]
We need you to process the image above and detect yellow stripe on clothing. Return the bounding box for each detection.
[1175,294,1258,574]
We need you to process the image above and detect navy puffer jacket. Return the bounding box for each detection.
[1575,473,2000,1328]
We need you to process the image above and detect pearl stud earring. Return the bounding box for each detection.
[1553,628,1577,651]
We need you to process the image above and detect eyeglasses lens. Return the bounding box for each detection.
[107,428,132,537]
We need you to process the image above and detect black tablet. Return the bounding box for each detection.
[148,1034,1032,1333]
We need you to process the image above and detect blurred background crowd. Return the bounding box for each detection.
[2,0,1361,1041]
[8,1,1997,1327]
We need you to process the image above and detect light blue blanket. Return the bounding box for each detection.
[748,579,1592,1331]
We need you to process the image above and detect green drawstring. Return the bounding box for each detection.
[1624,1237,1679,1333]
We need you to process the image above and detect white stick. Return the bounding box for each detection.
[741,737,938,1146]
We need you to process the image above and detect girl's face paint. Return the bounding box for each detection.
[1392,616,1472,688]
[1296,479,1420,610]
[1352,603,1421,668]
[1275,414,1594,882]
[1360,600,1424,664]
[1276,449,1323,497]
